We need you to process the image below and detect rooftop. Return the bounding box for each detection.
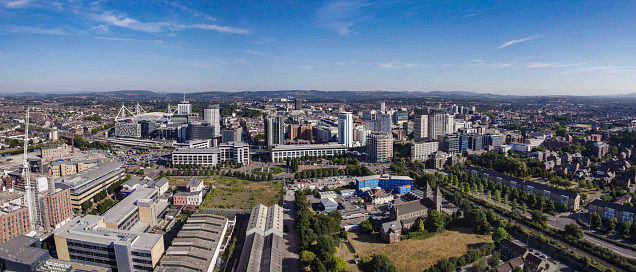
[0,235,47,265]
[102,187,157,226]
[56,161,123,189]
[270,143,347,151]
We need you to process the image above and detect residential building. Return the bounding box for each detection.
[44,187,74,230]
[376,113,392,134]
[428,113,454,140]
[466,166,580,210]
[380,221,401,244]
[589,199,636,223]
[155,214,230,272]
[49,159,99,178]
[0,203,29,243]
[40,143,70,160]
[392,109,408,126]
[269,143,347,162]
[265,117,286,146]
[338,112,353,148]
[203,104,221,136]
[287,124,313,141]
[55,162,124,210]
[173,191,203,207]
[413,114,428,142]
[54,215,165,272]
[366,132,393,162]
[411,140,439,161]
[593,141,610,158]
[171,142,250,167]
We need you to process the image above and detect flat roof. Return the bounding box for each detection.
[0,235,47,265]
[270,143,347,151]
[355,175,414,182]
[102,187,157,226]
[56,161,123,189]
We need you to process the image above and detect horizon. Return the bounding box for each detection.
[1,0,635,95]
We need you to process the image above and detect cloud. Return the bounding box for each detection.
[95,37,165,43]
[4,0,32,8]
[48,51,54,56]
[527,62,584,68]
[90,12,250,34]
[0,25,68,35]
[562,66,636,74]
[90,12,166,33]
[0,51,4,54]
[496,35,539,49]
[254,37,276,44]
[168,1,216,21]
[495,63,512,68]
[238,49,290,61]
[90,24,111,34]
[316,0,373,35]
[378,62,419,69]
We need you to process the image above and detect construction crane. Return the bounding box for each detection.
[21,107,36,231]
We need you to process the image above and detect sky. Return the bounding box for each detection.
[0,0,635,95]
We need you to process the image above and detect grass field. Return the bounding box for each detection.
[168,176,282,209]
[340,228,492,272]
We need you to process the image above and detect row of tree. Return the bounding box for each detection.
[164,168,274,181]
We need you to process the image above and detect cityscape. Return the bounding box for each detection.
[1,1,636,272]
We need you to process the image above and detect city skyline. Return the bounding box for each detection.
[1,0,635,95]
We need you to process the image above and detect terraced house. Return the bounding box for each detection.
[466,166,580,210]
[589,199,636,223]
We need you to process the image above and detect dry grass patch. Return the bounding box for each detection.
[346,228,492,272]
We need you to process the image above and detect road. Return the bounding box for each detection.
[282,189,301,271]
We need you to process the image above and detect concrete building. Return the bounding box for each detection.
[0,203,30,243]
[49,159,99,178]
[54,215,165,272]
[55,162,124,210]
[40,143,70,160]
[411,140,439,161]
[0,235,110,272]
[101,187,167,232]
[222,127,243,143]
[265,117,286,146]
[203,104,221,137]
[155,214,230,272]
[295,98,303,110]
[269,143,347,162]
[187,122,216,141]
[414,114,428,142]
[467,166,580,210]
[122,177,170,196]
[338,112,353,148]
[593,141,610,158]
[171,142,250,167]
[428,114,454,140]
[237,204,283,272]
[287,124,313,142]
[115,121,142,139]
[366,132,393,162]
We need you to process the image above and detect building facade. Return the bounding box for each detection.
[269,143,347,162]
[366,132,393,162]
[338,112,353,148]
[411,140,439,161]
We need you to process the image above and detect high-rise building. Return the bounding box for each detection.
[376,113,392,134]
[367,132,393,162]
[392,109,408,125]
[287,124,313,141]
[188,122,215,140]
[338,112,353,148]
[295,99,303,110]
[177,97,192,115]
[203,104,221,136]
[428,114,454,140]
[362,110,377,121]
[378,102,386,113]
[265,117,286,146]
[222,127,243,143]
[414,114,428,142]
[411,140,439,161]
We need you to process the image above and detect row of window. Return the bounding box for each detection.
[133,264,154,271]
[69,254,116,266]
[67,241,111,252]
[131,251,152,258]
[68,248,111,258]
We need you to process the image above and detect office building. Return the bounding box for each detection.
[115,121,142,139]
[411,140,439,161]
[155,214,230,272]
[294,99,303,110]
[338,112,353,148]
[203,104,221,136]
[366,132,393,162]
[237,204,283,272]
[376,113,392,134]
[361,110,377,121]
[171,142,250,167]
[312,126,337,142]
[54,215,165,272]
[392,109,408,126]
[40,143,70,160]
[269,143,347,161]
[353,127,370,146]
[414,114,428,142]
[287,124,312,141]
[265,117,286,146]
[428,114,454,140]
[55,162,125,209]
[177,99,192,115]
[485,133,505,147]
[0,235,110,272]
[378,102,386,113]
[122,177,170,196]
[187,122,216,141]
[356,174,414,193]
[442,134,468,153]
[49,159,99,178]
[222,127,243,143]
[101,187,166,232]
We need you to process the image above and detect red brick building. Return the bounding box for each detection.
[0,204,30,243]
[45,188,73,230]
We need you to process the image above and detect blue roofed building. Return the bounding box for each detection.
[355,174,414,194]
[320,198,338,212]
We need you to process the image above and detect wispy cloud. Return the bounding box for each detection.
[378,62,419,69]
[4,0,33,8]
[95,37,164,43]
[238,49,290,61]
[496,35,539,50]
[0,25,68,35]
[254,37,276,44]
[168,1,216,21]
[48,51,54,56]
[562,66,636,74]
[90,12,249,34]
[89,24,111,34]
[316,0,373,35]
[528,62,583,68]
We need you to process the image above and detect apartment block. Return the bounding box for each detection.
[366,132,393,163]
[0,203,30,243]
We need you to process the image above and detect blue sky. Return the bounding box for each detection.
[0,0,635,95]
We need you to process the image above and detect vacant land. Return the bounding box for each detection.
[168,176,282,209]
[252,166,285,176]
[341,228,492,272]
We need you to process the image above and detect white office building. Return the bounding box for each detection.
[414,114,428,142]
[203,104,221,136]
[338,112,353,148]
[411,140,440,161]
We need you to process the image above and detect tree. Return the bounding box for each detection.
[564,223,584,239]
[333,256,347,272]
[360,220,373,233]
[473,259,486,272]
[620,221,632,236]
[530,210,548,226]
[591,212,602,228]
[300,250,315,267]
[521,203,528,215]
[368,254,398,272]
[607,218,618,232]
[492,227,509,245]
[489,251,501,267]
[416,218,425,233]
[426,210,445,232]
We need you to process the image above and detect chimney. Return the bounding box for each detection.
[48,172,55,194]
